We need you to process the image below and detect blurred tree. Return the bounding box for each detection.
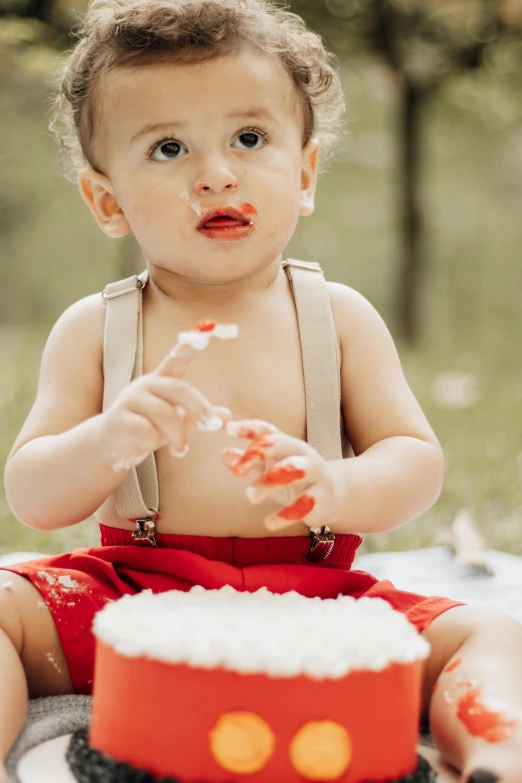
[3,0,522,330]
[291,0,522,343]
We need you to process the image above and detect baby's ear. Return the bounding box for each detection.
[78,168,131,238]
[299,138,320,217]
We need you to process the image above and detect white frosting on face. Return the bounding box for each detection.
[93,586,430,679]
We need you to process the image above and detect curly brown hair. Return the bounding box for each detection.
[49,0,345,181]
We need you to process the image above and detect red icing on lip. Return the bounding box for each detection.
[456,687,518,743]
[198,223,254,241]
[196,321,217,333]
[445,658,462,673]
[238,203,258,216]
[197,205,257,239]
[278,494,315,521]
[259,464,306,487]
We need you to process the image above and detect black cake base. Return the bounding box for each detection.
[66,728,437,783]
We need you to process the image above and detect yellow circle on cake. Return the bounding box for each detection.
[210,711,275,774]
[289,720,352,780]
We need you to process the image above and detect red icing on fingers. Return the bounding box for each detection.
[445,658,462,673]
[259,464,306,487]
[432,682,439,693]
[196,321,217,332]
[277,494,315,522]
[230,437,275,476]
[238,428,260,440]
[456,687,518,743]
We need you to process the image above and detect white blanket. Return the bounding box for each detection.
[353,546,522,623]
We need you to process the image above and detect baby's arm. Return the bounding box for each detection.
[4,295,113,529]
[4,297,231,531]
[222,284,443,536]
[327,282,443,534]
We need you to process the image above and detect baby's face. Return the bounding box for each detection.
[80,47,318,284]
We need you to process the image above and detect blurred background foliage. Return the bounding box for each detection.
[1,0,522,556]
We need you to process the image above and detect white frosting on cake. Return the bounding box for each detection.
[93,587,430,679]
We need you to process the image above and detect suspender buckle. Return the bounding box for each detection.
[307,525,335,563]
[101,274,147,301]
[131,513,159,547]
[282,259,322,273]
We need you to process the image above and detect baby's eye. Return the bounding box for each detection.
[232,131,267,151]
[150,139,186,161]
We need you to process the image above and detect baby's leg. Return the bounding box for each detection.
[422,605,522,783]
[0,571,73,783]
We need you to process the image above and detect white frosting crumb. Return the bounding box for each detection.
[94,586,430,679]
[38,571,55,585]
[170,444,190,459]
[58,575,79,589]
[280,455,309,470]
[1,581,13,589]
[110,452,148,473]
[176,323,239,352]
[197,414,225,433]
[213,324,239,340]
[46,652,63,674]
[177,331,212,351]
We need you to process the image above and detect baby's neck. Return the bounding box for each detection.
[146,257,284,316]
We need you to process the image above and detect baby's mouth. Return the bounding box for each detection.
[197,206,254,231]
[197,206,257,241]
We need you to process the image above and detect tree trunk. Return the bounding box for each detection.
[397,79,426,344]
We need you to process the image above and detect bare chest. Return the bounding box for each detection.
[96,291,309,537]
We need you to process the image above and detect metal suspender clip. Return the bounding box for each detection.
[101,274,147,301]
[131,512,159,547]
[282,260,322,272]
[307,525,335,563]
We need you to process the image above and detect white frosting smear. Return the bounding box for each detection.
[93,586,430,679]
[177,323,239,351]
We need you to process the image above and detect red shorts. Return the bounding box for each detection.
[1,525,462,694]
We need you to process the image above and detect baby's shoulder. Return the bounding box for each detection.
[42,291,106,381]
[326,281,389,339]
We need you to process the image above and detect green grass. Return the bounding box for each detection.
[1,52,522,556]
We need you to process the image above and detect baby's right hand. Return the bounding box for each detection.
[95,334,233,472]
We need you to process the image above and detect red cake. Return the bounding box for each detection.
[83,586,429,783]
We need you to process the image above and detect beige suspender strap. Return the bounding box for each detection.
[102,260,343,521]
[102,270,159,521]
[283,260,343,462]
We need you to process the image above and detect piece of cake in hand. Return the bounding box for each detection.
[74,587,430,783]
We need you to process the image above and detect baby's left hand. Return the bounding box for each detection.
[221,420,343,531]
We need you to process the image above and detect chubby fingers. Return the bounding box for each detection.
[263,491,319,531]
[155,341,199,379]
[222,424,310,480]
[156,320,239,380]
[246,455,313,503]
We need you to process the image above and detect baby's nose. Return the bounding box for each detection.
[194,175,239,195]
